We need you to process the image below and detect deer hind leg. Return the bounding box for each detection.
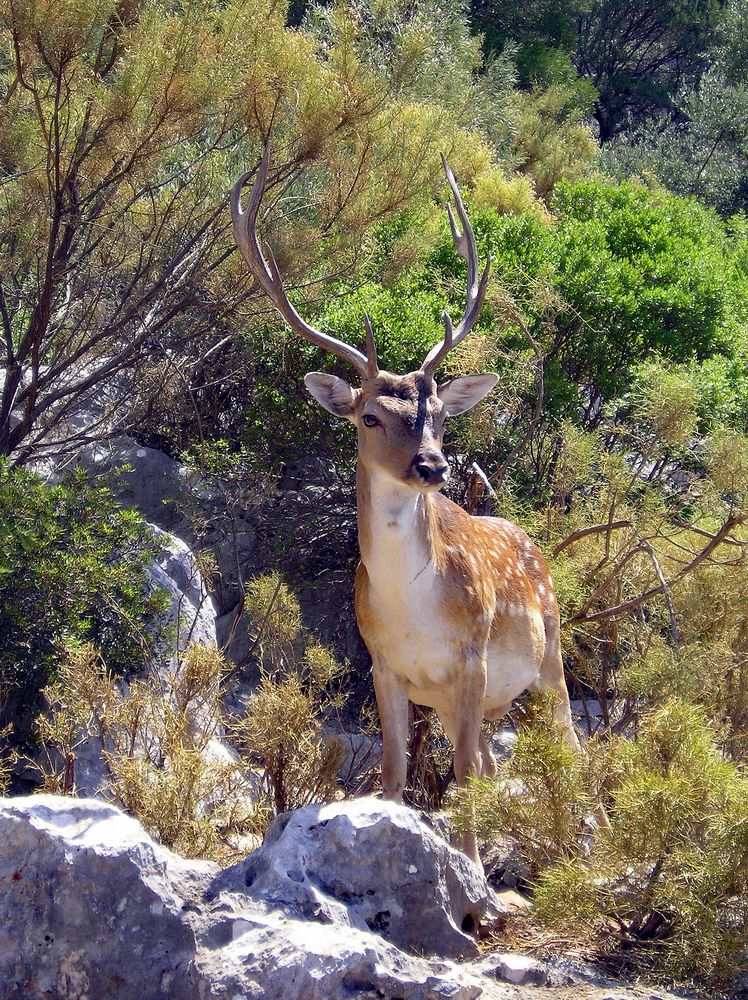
[536,618,611,830]
[534,616,580,749]
[372,659,409,802]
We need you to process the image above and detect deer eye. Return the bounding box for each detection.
[362,414,380,428]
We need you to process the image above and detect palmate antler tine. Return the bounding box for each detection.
[421,156,491,377]
[231,144,375,378]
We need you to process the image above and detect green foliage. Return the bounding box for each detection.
[468,0,588,78]
[687,340,748,429]
[0,0,500,461]
[548,181,746,391]
[32,579,352,853]
[244,571,304,666]
[601,70,748,215]
[456,698,748,983]
[510,83,598,197]
[427,178,748,419]
[533,702,748,983]
[251,175,748,492]
[0,463,168,743]
[470,0,721,141]
[0,723,16,793]
[599,0,748,215]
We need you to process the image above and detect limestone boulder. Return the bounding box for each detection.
[218,796,490,960]
[195,895,483,1000]
[54,434,193,538]
[0,794,715,1000]
[0,795,486,1000]
[66,524,218,799]
[0,795,214,1000]
[148,524,217,652]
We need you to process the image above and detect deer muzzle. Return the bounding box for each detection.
[411,450,450,488]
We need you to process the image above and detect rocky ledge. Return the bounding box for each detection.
[0,795,700,1000]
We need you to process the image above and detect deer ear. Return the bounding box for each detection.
[304,372,357,418]
[438,374,498,415]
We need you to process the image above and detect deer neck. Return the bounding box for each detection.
[356,461,440,586]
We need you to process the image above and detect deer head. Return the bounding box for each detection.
[230,145,497,490]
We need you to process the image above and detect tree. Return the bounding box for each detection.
[467,0,588,80]
[574,0,722,139]
[0,0,495,465]
[600,2,748,215]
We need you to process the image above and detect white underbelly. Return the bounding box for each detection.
[484,639,542,712]
[373,601,545,717]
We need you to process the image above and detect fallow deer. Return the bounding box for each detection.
[231,146,585,864]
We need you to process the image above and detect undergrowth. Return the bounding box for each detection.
[454,696,748,986]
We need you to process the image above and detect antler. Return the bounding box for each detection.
[420,155,491,378]
[231,144,379,378]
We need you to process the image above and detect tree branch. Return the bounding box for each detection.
[570,515,744,626]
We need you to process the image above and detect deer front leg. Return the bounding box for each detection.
[372,660,409,801]
[453,643,488,865]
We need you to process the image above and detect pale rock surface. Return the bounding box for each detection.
[214,797,490,960]
[0,795,214,999]
[0,795,720,1000]
[195,897,483,1000]
[147,524,217,652]
[0,796,488,1000]
[53,432,257,608]
[477,953,548,986]
[67,524,218,799]
[50,434,193,538]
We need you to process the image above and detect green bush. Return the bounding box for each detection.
[0,463,168,744]
[428,179,748,419]
[455,698,748,985]
[537,702,748,983]
[263,178,748,449]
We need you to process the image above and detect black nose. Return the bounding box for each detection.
[413,452,449,485]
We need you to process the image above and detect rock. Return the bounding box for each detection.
[326,725,382,789]
[479,952,548,986]
[0,794,722,1000]
[217,796,490,960]
[215,608,256,683]
[0,795,488,1000]
[490,727,518,759]
[0,795,215,999]
[38,432,258,620]
[63,525,218,800]
[484,833,531,890]
[53,434,194,538]
[569,699,608,737]
[278,455,336,491]
[196,896,483,1000]
[148,524,217,652]
[492,888,532,914]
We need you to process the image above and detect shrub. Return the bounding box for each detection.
[33,644,260,861]
[231,571,348,819]
[455,698,748,985]
[451,694,602,873]
[0,463,168,744]
[30,565,354,850]
[536,702,748,983]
